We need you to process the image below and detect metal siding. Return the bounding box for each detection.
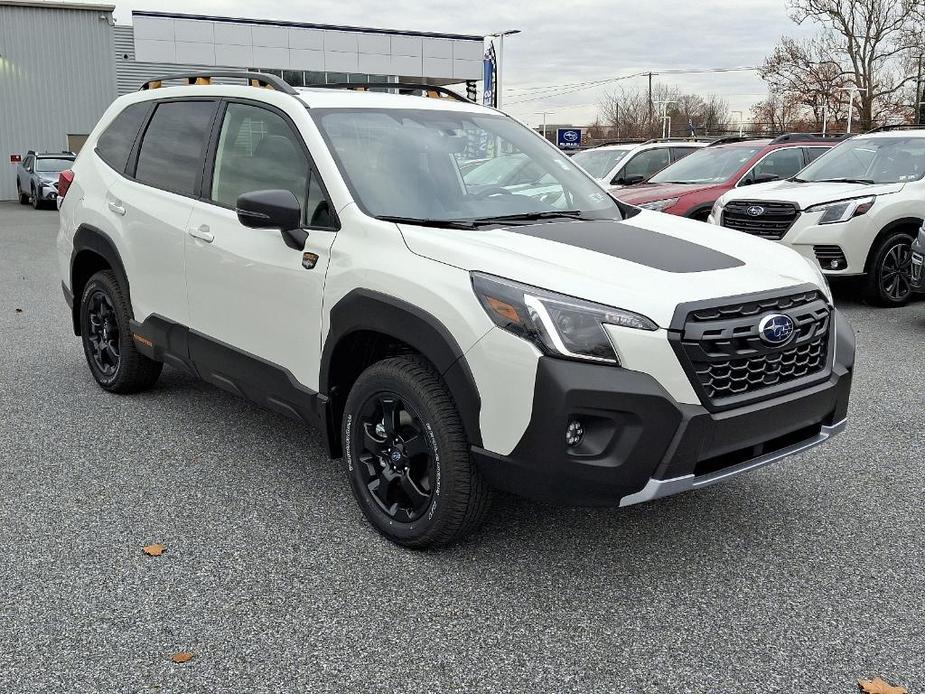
[0,4,117,200]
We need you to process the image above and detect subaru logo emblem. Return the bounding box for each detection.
[758,313,795,345]
[563,131,579,142]
[746,205,765,217]
[390,450,402,463]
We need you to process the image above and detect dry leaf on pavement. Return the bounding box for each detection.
[170,652,194,664]
[142,543,165,556]
[858,677,908,694]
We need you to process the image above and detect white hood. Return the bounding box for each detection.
[398,211,825,329]
[721,179,903,209]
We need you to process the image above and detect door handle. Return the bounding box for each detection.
[107,200,126,216]
[187,224,214,243]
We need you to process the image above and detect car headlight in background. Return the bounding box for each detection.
[805,196,875,224]
[637,197,679,213]
[471,272,657,365]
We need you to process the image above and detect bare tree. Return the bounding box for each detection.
[598,85,729,138]
[784,0,925,129]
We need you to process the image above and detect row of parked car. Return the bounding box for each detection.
[569,129,923,307]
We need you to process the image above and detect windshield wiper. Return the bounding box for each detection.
[790,177,807,183]
[468,210,589,225]
[376,215,478,229]
[811,178,876,184]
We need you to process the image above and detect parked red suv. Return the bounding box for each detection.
[613,134,848,220]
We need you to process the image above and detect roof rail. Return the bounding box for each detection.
[707,136,759,147]
[314,82,472,103]
[864,123,925,133]
[640,137,712,144]
[140,71,298,95]
[769,132,850,144]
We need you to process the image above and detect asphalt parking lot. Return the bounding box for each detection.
[1,200,922,694]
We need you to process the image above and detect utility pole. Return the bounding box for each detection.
[489,29,521,110]
[646,72,654,127]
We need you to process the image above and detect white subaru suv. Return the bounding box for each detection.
[57,72,855,548]
[710,127,925,306]
[570,139,707,187]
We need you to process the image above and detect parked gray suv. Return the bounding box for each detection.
[16,151,75,209]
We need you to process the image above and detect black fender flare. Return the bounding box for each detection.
[864,217,923,272]
[70,225,132,334]
[685,203,714,221]
[320,289,483,450]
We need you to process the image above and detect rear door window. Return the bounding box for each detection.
[135,100,217,196]
[96,102,152,173]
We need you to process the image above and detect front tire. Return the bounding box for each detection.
[864,232,915,307]
[17,184,29,205]
[31,185,43,210]
[343,356,492,549]
[79,270,162,393]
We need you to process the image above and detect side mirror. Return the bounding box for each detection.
[621,175,645,186]
[743,173,778,186]
[236,189,307,251]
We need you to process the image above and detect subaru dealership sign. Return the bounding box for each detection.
[557,128,582,150]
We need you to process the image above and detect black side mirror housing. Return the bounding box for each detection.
[622,175,645,186]
[236,189,307,250]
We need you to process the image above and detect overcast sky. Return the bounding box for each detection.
[106,0,816,127]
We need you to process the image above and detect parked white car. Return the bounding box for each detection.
[710,127,925,306]
[571,140,707,187]
[57,73,854,548]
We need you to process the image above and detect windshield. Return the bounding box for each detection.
[571,149,630,179]
[796,136,925,184]
[34,158,73,173]
[649,145,763,184]
[311,108,622,222]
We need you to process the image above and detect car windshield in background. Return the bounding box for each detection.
[649,145,764,184]
[34,158,73,173]
[311,108,623,223]
[796,136,925,184]
[571,148,630,178]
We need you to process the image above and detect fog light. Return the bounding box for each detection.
[565,420,584,447]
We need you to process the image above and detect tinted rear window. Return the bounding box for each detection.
[96,102,150,173]
[135,100,217,196]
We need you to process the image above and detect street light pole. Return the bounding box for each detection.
[732,110,744,137]
[837,85,866,134]
[534,111,553,139]
[653,100,676,138]
[489,29,521,110]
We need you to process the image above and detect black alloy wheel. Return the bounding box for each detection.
[85,289,121,377]
[31,185,41,210]
[878,239,913,304]
[354,392,435,522]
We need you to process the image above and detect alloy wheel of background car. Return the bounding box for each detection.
[343,356,492,549]
[354,391,435,522]
[868,232,915,307]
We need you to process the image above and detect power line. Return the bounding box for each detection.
[503,66,759,106]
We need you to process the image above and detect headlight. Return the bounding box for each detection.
[471,272,657,365]
[638,197,679,212]
[805,196,875,224]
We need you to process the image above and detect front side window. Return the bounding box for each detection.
[96,102,152,173]
[570,148,629,179]
[804,147,830,164]
[797,136,925,184]
[743,147,805,184]
[210,102,332,227]
[648,145,764,185]
[619,148,671,182]
[311,108,623,223]
[135,100,217,196]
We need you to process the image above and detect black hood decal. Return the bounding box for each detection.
[506,220,744,273]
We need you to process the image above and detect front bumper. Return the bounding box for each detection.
[472,310,855,506]
[912,230,924,292]
[37,183,58,202]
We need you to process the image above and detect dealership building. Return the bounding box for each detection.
[0,1,486,200]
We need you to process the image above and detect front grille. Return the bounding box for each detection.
[672,289,832,409]
[721,200,800,240]
[814,245,847,271]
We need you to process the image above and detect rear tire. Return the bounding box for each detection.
[79,270,162,393]
[864,231,915,307]
[343,356,492,549]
